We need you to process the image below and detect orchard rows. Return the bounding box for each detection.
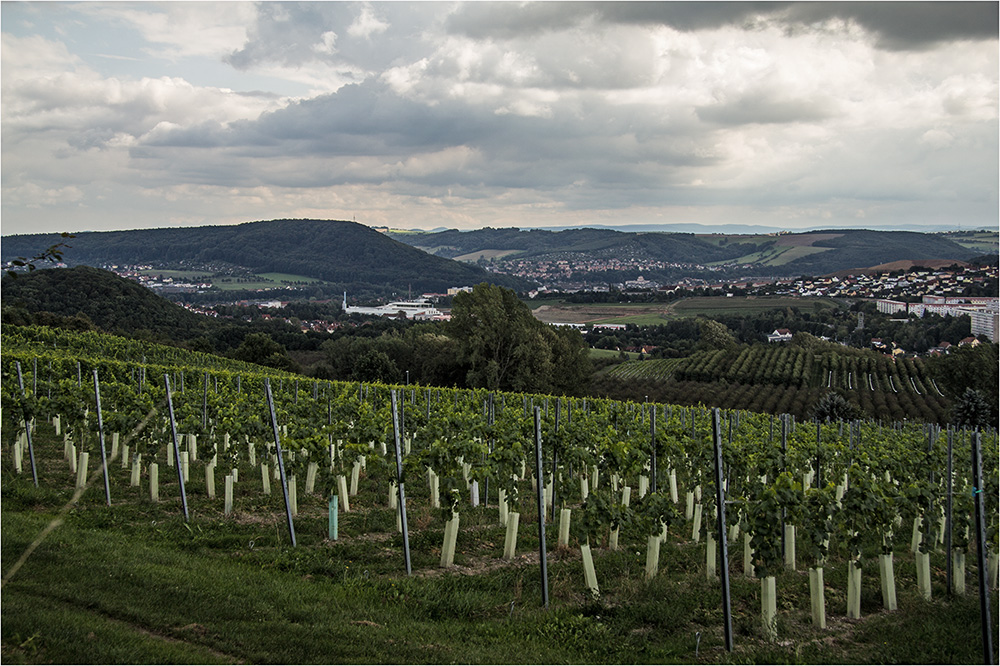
[2,325,997,645]
[613,345,952,422]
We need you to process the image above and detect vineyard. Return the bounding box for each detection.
[606,358,685,382]
[606,345,953,423]
[2,324,998,664]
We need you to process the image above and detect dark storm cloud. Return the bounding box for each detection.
[592,2,789,30]
[443,2,785,38]
[785,2,999,50]
[447,2,998,50]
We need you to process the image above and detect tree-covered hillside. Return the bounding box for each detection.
[1,266,218,342]
[2,219,531,296]
[394,227,760,264]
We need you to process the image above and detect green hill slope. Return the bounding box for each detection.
[2,219,530,296]
[780,229,975,275]
[2,266,218,340]
[393,227,759,263]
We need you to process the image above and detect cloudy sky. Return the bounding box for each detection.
[2,1,997,236]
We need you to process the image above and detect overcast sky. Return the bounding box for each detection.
[2,1,997,236]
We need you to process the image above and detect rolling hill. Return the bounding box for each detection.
[389,227,977,277]
[1,265,220,340]
[1,219,530,297]
[389,227,760,264]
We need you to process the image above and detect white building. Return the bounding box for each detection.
[963,307,999,342]
[341,293,442,320]
[875,296,999,320]
[767,328,793,343]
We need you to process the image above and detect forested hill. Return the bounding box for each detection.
[776,230,979,275]
[390,227,975,275]
[1,219,529,295]
[2,265,220,341]
[392,227,758,263]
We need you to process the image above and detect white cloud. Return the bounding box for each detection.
[79,2,256,59]
[1,2,996,235]
[313,30,339,56]
[347,4,389,40]
[4,182,85,209]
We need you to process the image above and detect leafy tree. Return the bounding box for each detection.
[951,388,993,429]
[929,342,998,426]
[4,233,74,278]
[352,348,399,383]
[696,317,738,351]
[811,392,858,422]
[545,325,593,395]
[448,283,550,392]
[232,332,298,372]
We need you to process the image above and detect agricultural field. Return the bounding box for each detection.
[944,230,999,255]
[138,269,325,292]
[700,233,844,268]
[608,359,684,382]
[532,297,840,326]
[453,249,522,263]
[2,325,997,664]
[606,345,952,423]
[588,348,641,361]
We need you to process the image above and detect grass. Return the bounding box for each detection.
[2,423,995,664]
[591,313,672,325]
[588,348,641,361]
[213,273,324,291]
[138,269,325,292]
[533,297,842,326]
[137,269,212,281]
[670,297,840,317]
[453,250,522,262]
[945,230,998,253]
[257,272,324,284]
[764,245,831,267]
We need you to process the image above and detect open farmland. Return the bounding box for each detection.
[532,297,841,326]
[138,269,326,292]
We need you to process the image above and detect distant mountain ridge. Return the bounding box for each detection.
[389,227,976,276]
[1,219,529,296]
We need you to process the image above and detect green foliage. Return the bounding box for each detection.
[352,349,399,383]
[695,318,738,351]
[811,392,859,422]
[232,333,299,373]
[2,266,214,342]
[449,283,591,394]
[951,387,993,429]
[929,342,999,426]
[634,491,677,538]
[800,483,836,564]
[4,233,74,278]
